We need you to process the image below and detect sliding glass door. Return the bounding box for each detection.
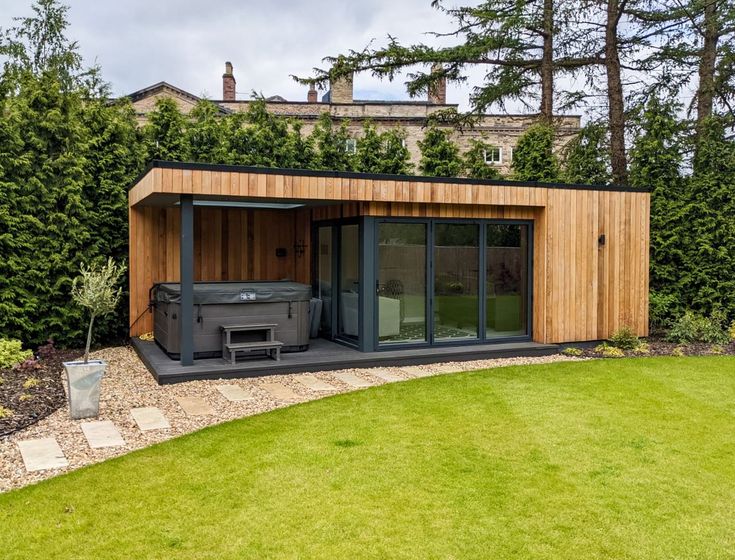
[433,223,479,341]
[376,219,530,348]
[337,224,360,341]
[486,224,529,338]
[377,222,427,344]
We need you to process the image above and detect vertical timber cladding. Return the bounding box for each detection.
[128,165,650,343]
[128,204,313,336]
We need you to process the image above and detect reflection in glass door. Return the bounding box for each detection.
[486,224,528,338]
[337,224,360,341]
[377,223,427,344]
[434,223,480,341]
[316,226,333,334]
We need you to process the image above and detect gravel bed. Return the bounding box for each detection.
[0,346,575,493]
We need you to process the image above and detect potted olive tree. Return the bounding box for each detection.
[64,258,125,419]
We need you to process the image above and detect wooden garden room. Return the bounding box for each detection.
[128,160,649,383]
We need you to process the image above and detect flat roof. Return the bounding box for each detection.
[130,160,648,194]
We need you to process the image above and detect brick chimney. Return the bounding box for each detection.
[222,61,236,101]
[307,84,318,103]
[428,63,447,105]
[329,72,353,104]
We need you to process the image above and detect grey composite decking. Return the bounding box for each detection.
[132,337,559,384]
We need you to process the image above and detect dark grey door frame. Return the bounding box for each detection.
[372,217,534,352]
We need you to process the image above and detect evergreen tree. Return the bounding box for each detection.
[143,97,187,161]
[80,98,145,340]
[282,120,317,169]
[511,122,560,182]
[562,122,611,184]
[418,126,462,177]
[0,69,92,345]
[463,139,503,180]
[355,121,384,173]
[380,127,412,175]
[311,112,355,171]
[629,96,686,320]
[683,117,735,317]
[184,100,226,163]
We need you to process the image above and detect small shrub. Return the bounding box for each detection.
[0,339,33,369]
[37,339,56,360]
[562,347,584,357]
[671,346,686,357]
[649,291,678,331]
[601,346,625,358]
[0,405,13,418]
[632,342,650,355]
[22,377,40,389]
[609,326,640,350]
[19,393,33,402]
[594,343,609,353]
[709,345,725,355]
[667,311,729,345]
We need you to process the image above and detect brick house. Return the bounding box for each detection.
[126,62,581,175]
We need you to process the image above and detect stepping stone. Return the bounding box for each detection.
[260,382,302,402]
[296,375,337,392]
[366,368,405,383]
[431,364,461,374]
[81,420,125,449]
[398,366,435,378]
[17,438,68,472]
[216,384,253,402]
[131,407,171,431]
[331,372,374,388]
[176,396,215,416]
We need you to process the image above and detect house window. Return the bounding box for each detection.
[509,147,514,162]
[483,147,502,165]
[344,139,357,154]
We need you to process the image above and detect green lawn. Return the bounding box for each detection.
[2,357,735,559]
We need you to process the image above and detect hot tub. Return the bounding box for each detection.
[151,281,312,359]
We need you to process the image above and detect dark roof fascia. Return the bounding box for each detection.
[129,160,648,194]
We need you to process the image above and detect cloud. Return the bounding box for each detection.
[2,0,487,108]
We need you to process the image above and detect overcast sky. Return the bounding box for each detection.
[1,0,496,110]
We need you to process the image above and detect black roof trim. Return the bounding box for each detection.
[129,160,648,194]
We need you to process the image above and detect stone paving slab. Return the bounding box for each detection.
[296,375,337,392]
[365,368,405,382]
[398,366,436,378]
[331,371,374,388]
[215,384,253,402]
[17,438,68,472]
[131,407,171,431]
[260,382,302,401]
[80,421,125,449]
[429,364,461,374]
[176,396,215,416]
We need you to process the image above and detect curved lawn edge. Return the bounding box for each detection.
[2,356,734,560]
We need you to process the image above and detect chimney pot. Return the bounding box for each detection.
[222,61,236,101]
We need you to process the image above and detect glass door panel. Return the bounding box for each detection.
[434,224,480,341]
[377,222,427,344]
[337,224,360,341]
[486,224,529,338]
[316,226,333,334]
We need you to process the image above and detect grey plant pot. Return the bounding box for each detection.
[63,360,106,420]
